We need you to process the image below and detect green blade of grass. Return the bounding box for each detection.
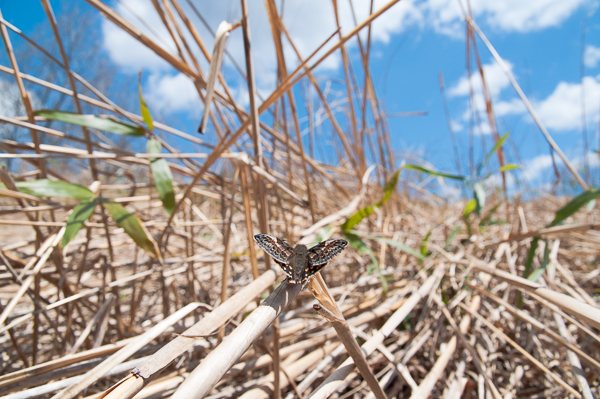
[342,169,400,233]
[479,132,510,175]
[523,237,539,278]
[8,179,93,201]
[104,201,161,259]
[138,73,154,131]
[499,163,520,172]
[147,138,175,215]
[404,164,465,181]
[462,198,477,218]
[549,188,600,227]
[62,198,98,248]
[35,110,144,136]
[420,230,432,258]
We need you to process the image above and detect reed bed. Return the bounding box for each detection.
[0,1,599,398]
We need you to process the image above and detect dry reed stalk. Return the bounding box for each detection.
[471,285,600,372]
[1,356,150,399]
[85,0,197,78]
[553,313,594,399]
[171,280,302,399]
[198,21,231,133]
[473,264,600,329]
[309,273,387,399]
[240,0,263,167]
[68,294,115,354]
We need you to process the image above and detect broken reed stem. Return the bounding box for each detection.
[312,304,387,399]
[197,21,231,133]
[171,279,302,399]
[308,273,387,399]
[98,269,277,399]
[51,303,202,399]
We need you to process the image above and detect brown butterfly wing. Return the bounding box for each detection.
[254,234,293,265]
[307,239,348,267]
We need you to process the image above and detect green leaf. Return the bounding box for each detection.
[523,237,539,278]
[404,164,465,181]
[104,201,161,259]
[549,188,600,227]
[62,198,98,248]
[35,110,144,136]
[420,230,432,258]
[380,169,401,205]
[499,163,520,172]
[138,74,154,131]
[479,132,509,174]
[473,182,486,215]
[462,198,477,218]
[147,139,175,215]
[12,179,93,201]
[342,169,400,233]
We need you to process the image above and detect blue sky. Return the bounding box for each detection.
[1,0,600,197]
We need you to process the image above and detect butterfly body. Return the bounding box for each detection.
[288,244,309,284]
[254,234,348,284]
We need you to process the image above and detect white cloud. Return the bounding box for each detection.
[519,152,600,183]
[494,98,525,117]
[522,154,554,182]
[448,60,524,134]
[101,0,170,72]
[449,59,600,135]
[102,0,421,116]
[584,45,600,69]
[448,60,512,99]
[423,0,587,37]
[573,151,600,169]
[449,120,463,131]
[145,72,200,115]
[534,75,600,131]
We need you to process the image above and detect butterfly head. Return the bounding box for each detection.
[293,244,308,255]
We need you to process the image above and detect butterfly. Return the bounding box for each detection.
[254,234,348,284]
